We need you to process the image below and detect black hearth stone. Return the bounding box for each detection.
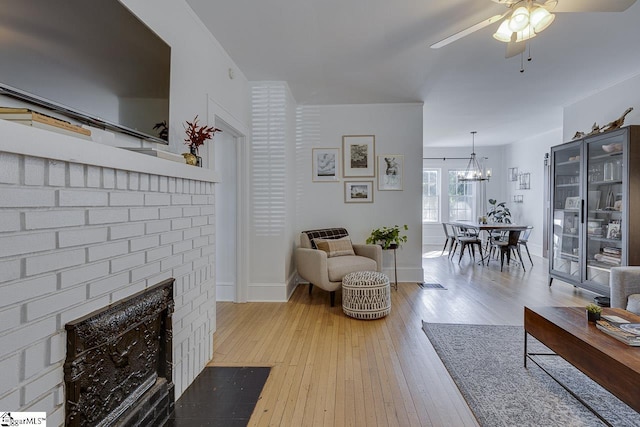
[165,366,270,427]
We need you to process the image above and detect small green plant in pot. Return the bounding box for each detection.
[366,225,408,249]
[586,303,602,322]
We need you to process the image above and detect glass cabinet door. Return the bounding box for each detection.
[550,142,582,281]
[585,132,625,287]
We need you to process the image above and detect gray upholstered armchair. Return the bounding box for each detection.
[610,267,640,314]
[295,228,382,306]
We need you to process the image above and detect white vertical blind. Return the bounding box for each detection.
[251,83,287,236]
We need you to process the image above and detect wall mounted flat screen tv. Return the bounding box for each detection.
[0,0,171,144]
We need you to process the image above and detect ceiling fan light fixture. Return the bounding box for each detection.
[508,6,530,32]
[515,24,537,42]
[493,20,513,42]
[530,6,555,33]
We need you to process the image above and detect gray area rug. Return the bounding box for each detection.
[422,322,640,426]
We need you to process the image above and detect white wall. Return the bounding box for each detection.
[248,82,297,301]
[503,129,563,256]
[564,72,640,140]
[296,103,424,282]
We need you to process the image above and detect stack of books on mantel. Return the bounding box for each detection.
[0,107,92,140]
[596,315,640,346]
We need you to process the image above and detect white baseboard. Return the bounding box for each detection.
[216,283,235,301]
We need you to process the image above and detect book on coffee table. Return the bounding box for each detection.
[596,319,640,346]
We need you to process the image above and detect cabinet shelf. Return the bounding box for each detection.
[590,152,623,161]
[557,183,579,188]
[556,160,580,167]
[589,180,623,186]
[587,236,622,244]
[587,261,620,271]
[591,209,621,215]
[562,233,579,238]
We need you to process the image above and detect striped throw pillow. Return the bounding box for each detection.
[314,237,355,257]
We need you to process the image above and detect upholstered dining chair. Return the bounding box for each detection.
[295,228,382,306]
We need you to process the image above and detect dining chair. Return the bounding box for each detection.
[489,230,525,272]
[441,223,456,256]
[452,225,484,265]
[517,226,534,266]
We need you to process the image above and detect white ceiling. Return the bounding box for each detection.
[186,0,640,147]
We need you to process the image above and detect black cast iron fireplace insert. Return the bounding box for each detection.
[64,278,175,427]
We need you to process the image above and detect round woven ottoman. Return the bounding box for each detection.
[342,271,391,319]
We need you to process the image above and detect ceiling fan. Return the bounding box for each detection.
[431,0,637,60]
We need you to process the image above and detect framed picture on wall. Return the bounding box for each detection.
[344,181,374,203]
[312,148,339,182]
[343,135,375,177]
[377,155,403,190]
[509,167,518,182]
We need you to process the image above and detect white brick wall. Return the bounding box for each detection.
[0,153,216,425]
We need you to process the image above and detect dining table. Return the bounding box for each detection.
[448,221,530,266]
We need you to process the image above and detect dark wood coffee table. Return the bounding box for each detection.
[524,306,640,424]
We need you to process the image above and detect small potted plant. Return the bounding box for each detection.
[586,303,602,322]
[183,115,222,166]
[366,225,408,250]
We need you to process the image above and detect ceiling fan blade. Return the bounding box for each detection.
[505,40,526,58]
[431,13,505,49]
[545,0,637,12]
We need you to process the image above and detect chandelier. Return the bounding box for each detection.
[492,0,555,44]
[459,131,491,182]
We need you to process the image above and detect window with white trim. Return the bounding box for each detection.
[422,168,439,222]
[448,170,476,222]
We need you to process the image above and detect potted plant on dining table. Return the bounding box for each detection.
[486,199,512,223]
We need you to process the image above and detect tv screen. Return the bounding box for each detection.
[0,0,171,144]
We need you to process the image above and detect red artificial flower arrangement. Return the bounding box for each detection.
[184,115,222,154]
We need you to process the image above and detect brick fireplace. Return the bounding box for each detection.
[64,279,174,426]
[0,120,218,425]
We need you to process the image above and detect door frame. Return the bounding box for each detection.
[207,96,249,303]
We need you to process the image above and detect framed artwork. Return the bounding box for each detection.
[565,196,581,210]
[519,172,531,190]
[509,167,519,182]
[378,155,403,190]
[607,222,621,240]
[343,135,375,177]
[312,148,339,182]
[344,181,374,203]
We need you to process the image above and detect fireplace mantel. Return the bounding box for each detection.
[0,119,219,183]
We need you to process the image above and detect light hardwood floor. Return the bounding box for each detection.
[210,250,597,426]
